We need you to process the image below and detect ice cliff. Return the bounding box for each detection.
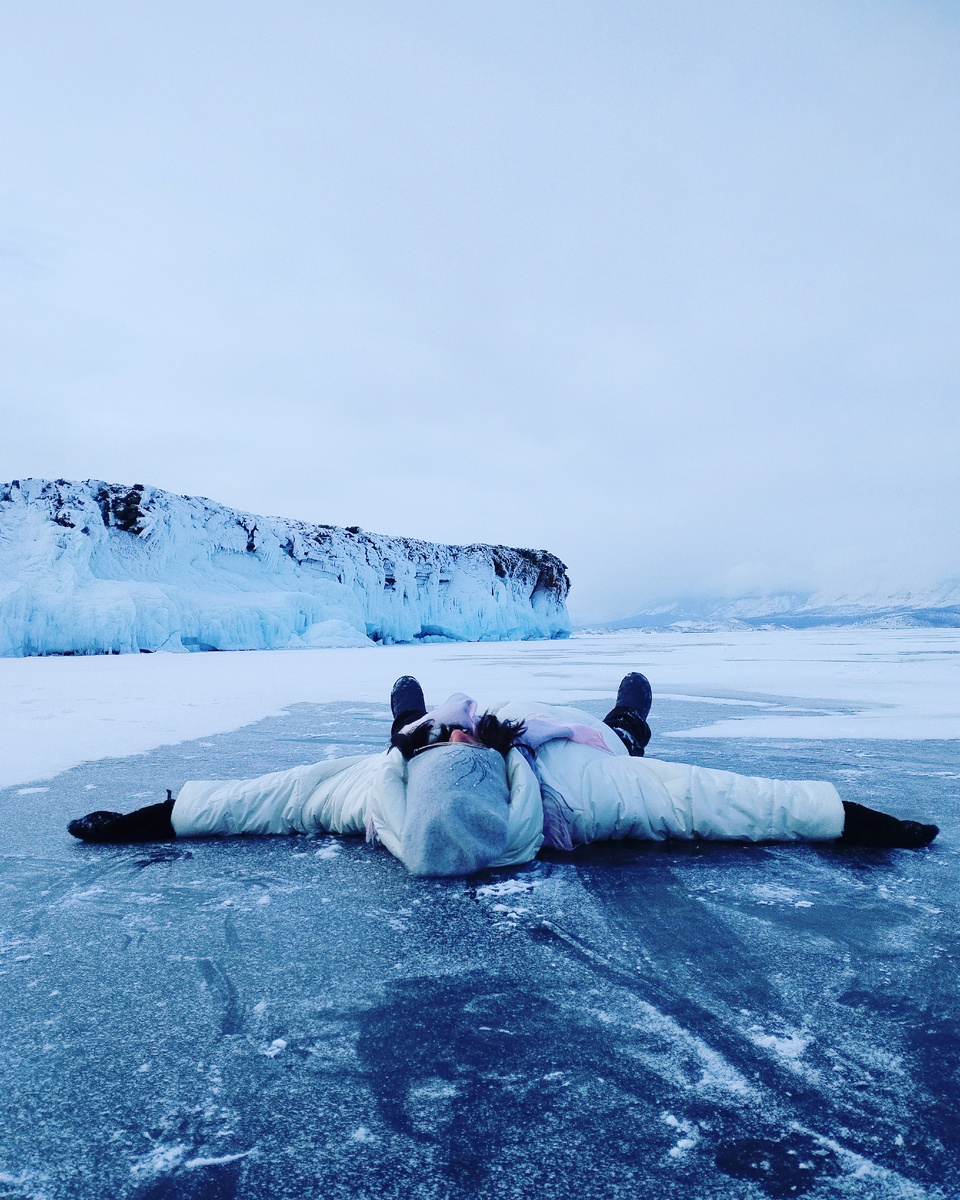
[0,479,570,656]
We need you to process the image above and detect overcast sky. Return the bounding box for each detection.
[1,1,958,621]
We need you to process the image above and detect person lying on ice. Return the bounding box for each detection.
[68,673,939,874]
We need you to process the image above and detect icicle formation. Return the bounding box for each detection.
[0,479,571,656]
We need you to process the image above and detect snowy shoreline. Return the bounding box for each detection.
[2,628,958,789]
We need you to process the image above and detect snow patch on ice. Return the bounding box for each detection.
[130,1144,187,1175]
[747,1027,811,1061]
[475,879,537,899]
[0,1171,48,1200]
[184,1149,254,1168]
[626,997,759,1099]
[409,1080,461,1101]
[791,1124,933,1198]
[747,882,820,910]
[662,1112,699,1158]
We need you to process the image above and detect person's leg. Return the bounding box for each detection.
[68,792,176,843]
[603,672,652,757]
[838,800,938,848]
[390,675,427,746]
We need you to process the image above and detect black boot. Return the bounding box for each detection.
[838,801,938,849]
[603,672,653,757]
[390,676,428,747]
[603,706,652,757]
[391,675,426,721]
[391,672,424,715]
[68,793,176,844]
[613,672,652,721]
[66,810,123,840]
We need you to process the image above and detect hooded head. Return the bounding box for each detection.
[400,743,511,876]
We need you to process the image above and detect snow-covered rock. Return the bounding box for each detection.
[0,479,570,656]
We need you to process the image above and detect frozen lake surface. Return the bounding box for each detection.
[3,628,959,790]
[1,632,958,1198]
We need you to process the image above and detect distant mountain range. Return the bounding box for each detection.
[593,583,960,632]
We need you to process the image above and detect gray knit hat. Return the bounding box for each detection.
[400,744,511,876]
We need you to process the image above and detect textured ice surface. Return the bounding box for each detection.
[1,694,957,1199]
[0,478,569,656]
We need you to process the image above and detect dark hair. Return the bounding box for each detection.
[391,721,433,760]
[475,713,527,757]
[391,713,527,761]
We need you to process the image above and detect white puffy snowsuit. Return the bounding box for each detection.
[172,701,845,873]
